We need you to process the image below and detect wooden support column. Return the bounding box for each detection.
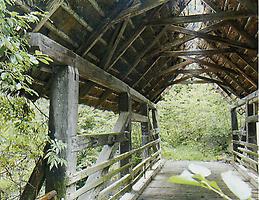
[119,93,132,177]
[46,65,79,199]
[152,109,161,150]
[246,103,257,144]
[141,104,150,158]
[230,108,238,152]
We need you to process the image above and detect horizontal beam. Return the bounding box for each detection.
[148,11,255,25]
[29,33,155,109]
[177,68,225,75]
[159,60,193,76]
[168,25,256,50]
[160,48,235,57]
[180,56,239,75]
[132,113,148,122]
[72,132,129,152]
[231,90,258,109]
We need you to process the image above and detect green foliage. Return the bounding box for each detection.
[44,139,67,170]
[0,96,48,198]
[158,84,231,160]
[0,0,52,95]
[169,164,252,200]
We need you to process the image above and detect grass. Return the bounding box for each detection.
[162,144,226,161]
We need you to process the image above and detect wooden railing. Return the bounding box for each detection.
[67,139,161,200]
[230,90,258,173]
[54,93,163,200]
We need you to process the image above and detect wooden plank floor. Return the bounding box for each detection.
[138,160,258,200]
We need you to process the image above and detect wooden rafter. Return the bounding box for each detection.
[114,0,170,23]
[201,0,257,46]
[236,0,258,14]
[76,1,133,57]
[121,27,168,80]
[145,21,229,58]
[132,57,161,88]
[100,20,128,69]
[176,68,228,75]
[179,56,239,75]
[159,48,235,57]
[169,25,256,50]
[205,43,257,87]
[159,60,193,76]
[207,56,249,95]
[107,5,164,71]
[148,11,255,25]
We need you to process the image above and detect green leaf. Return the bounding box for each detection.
[29,55,39,65]
[168,175,202,187]
[38,58,49,65]
[209,181,222,192]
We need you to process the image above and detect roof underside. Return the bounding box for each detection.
[16,0,258,112]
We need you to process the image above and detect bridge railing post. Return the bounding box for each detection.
[119,93,132,177]
[46,65,79,199]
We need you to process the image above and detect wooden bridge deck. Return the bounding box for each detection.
[138,160,258,200]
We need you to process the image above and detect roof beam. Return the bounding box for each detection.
[101,20,128,69]
[177,69,227,75]
[169,25,256,50]
[179,56,239,75]
[148,11,255,25]
[114,0,170,23]
[121,27,168,80]
[132,57,161,88]
[235,0,257,14]
[159,60,193,76]
[29,33,155,108]
[201,0,257,46]
[205,43,257,87]
[145,21,229,57]
[159,48,235,57]
[76,1,133,57]
[107,5,163,71]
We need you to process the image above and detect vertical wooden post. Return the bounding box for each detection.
[141,104,150,158]
[46,65,79,199]
[152,109,161,150]
[119,93,132,177]
[230,108,238,152]
[246,102,256,143]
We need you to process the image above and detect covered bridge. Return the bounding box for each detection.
[15,0,258,199]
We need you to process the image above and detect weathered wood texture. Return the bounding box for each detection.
[46,65,79,199]
[15,0,257,109]
[139,160,258,200]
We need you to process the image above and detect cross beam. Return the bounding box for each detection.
[159,48,235,57]
[29,33,155,109]
[148,11,255,25]
[168,25,256,50]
